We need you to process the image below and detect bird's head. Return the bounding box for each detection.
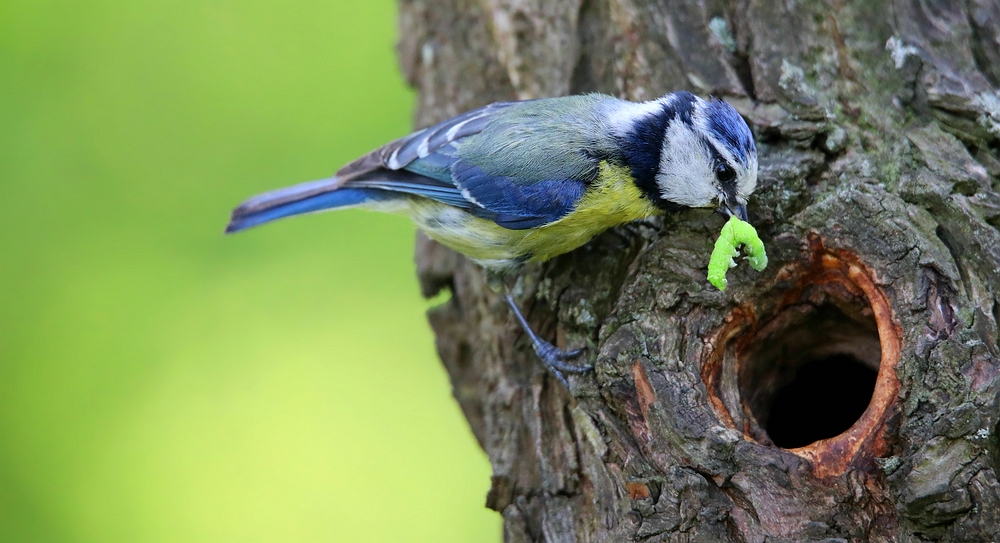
[617,92,757,220]
[653,94,757,220]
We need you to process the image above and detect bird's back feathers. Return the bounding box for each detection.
[226,95,633,234]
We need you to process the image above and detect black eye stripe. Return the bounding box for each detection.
[701,137,737,185]
[702,136,723,163]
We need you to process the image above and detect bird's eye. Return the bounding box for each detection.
[715,163,736,183]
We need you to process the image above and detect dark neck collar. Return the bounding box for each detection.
[615,93,695,213]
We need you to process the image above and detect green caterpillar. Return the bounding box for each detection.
[707,216,768,291]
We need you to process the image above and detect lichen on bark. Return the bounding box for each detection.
[398,0,1000,540]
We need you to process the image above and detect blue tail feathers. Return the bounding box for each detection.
[225,185,386,233]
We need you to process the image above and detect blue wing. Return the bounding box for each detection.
[449,161,586,229]
[228,99,600,233]
[345,100,596,229]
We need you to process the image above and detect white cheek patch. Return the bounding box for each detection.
[656,122,718,208]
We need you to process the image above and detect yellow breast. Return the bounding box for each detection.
[404,161,659,271]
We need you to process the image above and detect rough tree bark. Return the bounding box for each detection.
[397,0,1000,541]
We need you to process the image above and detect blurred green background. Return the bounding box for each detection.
[0,1,499,541]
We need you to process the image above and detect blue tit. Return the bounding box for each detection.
[227,91,758,385]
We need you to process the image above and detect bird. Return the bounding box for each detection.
[226,91,758,385]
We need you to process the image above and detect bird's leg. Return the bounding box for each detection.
[503,294,591,387]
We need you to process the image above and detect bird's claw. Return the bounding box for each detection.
[532,341,591,387]
[504,293,592,387]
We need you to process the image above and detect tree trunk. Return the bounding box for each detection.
[397,0,1000,540]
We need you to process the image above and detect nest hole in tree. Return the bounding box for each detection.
[703,241,901,477]
[739,295,881,449]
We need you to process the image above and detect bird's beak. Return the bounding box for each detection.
[720,201,748,222]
